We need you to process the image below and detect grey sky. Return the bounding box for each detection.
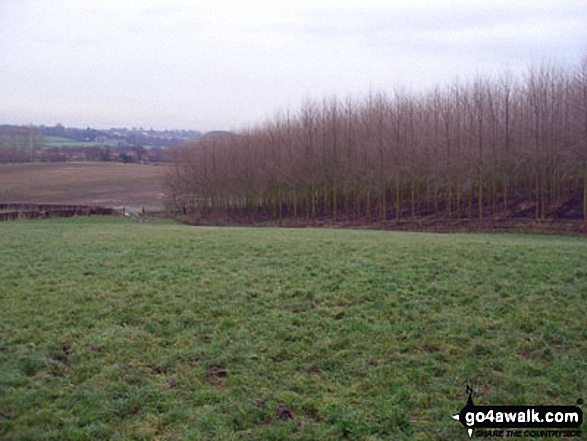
[1,0,585,131]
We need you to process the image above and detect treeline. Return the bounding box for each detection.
[40,145,168,164]
[0,126,45,162]
[168,60,587,224]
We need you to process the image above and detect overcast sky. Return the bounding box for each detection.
[1,0,585,131]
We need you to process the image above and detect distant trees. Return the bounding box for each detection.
[0,126,45,163]
[168,60,587,225]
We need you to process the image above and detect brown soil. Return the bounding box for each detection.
[0,162,169,211]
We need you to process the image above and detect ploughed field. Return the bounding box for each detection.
[1,218,585,440]
[0,162,168,211]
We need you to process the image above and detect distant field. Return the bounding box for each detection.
[0,218,585,440]
[44,136,115,148]
[0,162,168,210]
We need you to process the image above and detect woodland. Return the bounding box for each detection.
[167,60,587,228]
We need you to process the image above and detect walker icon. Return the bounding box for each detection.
[452,385,476,438]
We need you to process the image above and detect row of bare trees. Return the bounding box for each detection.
[167,59,587,224]
[0,126,45,163]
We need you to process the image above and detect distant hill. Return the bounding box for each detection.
[0,124,204,149]
[202,130,234,139]
[38,124,203,148]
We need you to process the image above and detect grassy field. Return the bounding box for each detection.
[44,136,116,148]
[0,162,168,211]
[1,218,586,440]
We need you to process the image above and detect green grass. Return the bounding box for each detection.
[44,136,115,148]
[1,218,586,440]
